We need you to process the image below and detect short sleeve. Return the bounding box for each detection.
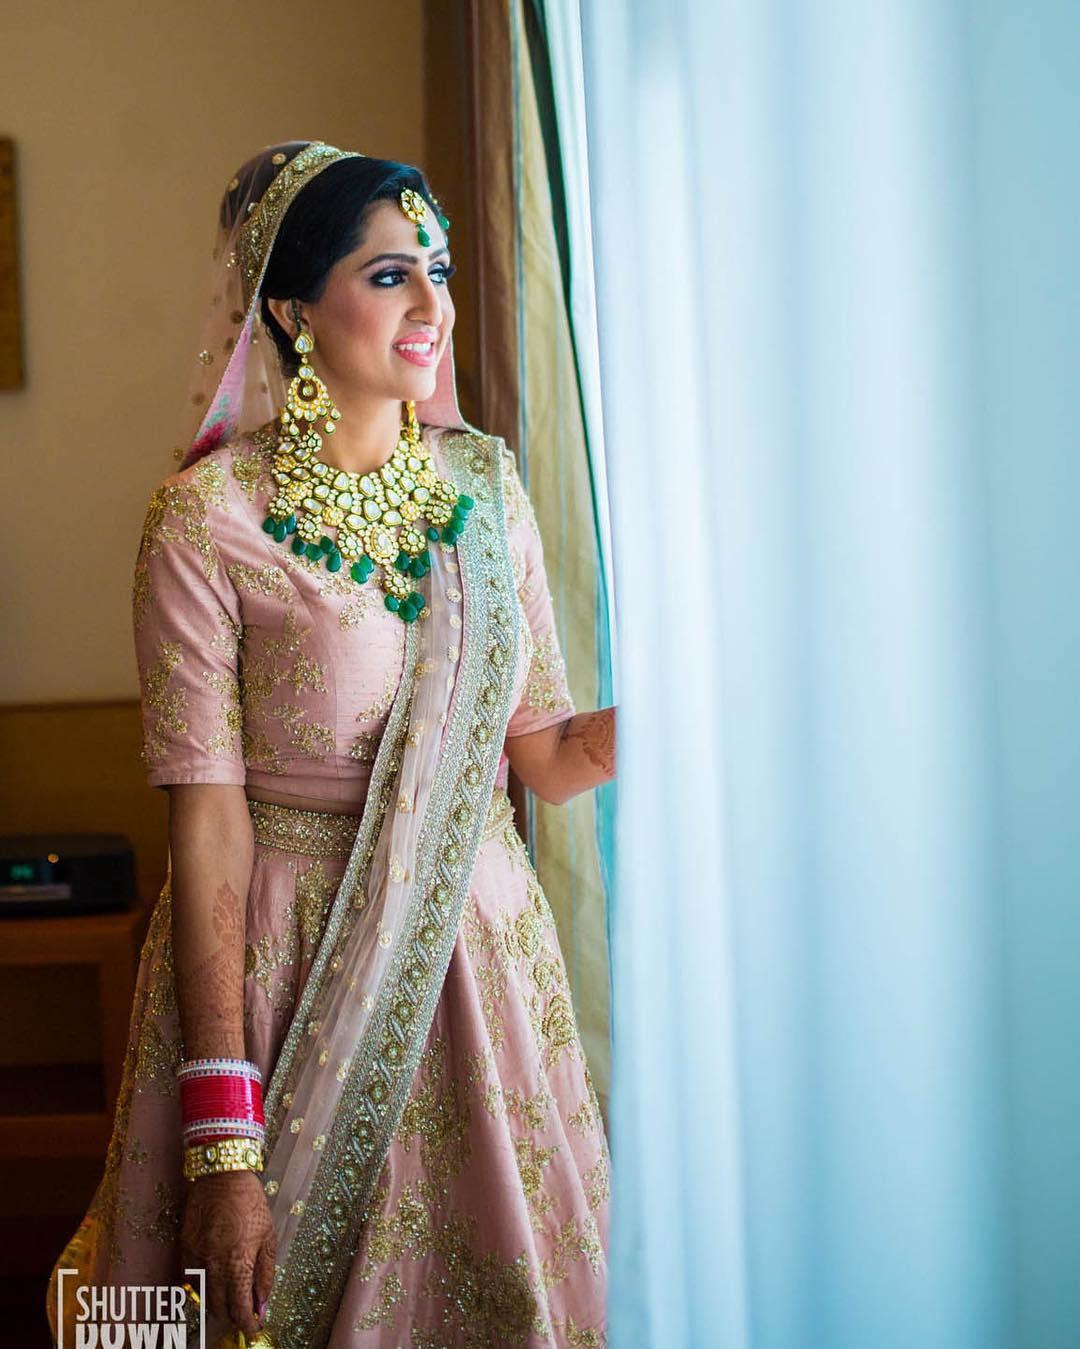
[132,467,246,788]
[501,445,577,739]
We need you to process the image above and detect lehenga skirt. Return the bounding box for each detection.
[47,787,610,1347]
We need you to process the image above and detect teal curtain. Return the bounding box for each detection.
[572,0,1080,1345]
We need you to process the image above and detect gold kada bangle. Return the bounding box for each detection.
[183,1136,265,1182]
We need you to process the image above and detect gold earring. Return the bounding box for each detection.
[280,322,341,455]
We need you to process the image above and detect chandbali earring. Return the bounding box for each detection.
[281,307,341,456]
[399,188,450,248]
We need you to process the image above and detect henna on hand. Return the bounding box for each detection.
[174,880,246,1058]
[180,1170,276,1339]
[562,707,616,776]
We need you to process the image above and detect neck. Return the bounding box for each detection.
[311,386,407,476]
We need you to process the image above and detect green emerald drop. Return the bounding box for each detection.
[273,522,288,543]
[327,551,342,573]
[262,516,277,534]
[350,562,367,584]
[305,543,322,561]
[417,226,431,248]
[457,494,474,511]
[426,527,440,542]
[285,514,297,533]
[385,594,401,612]
[292,537,306,555]
[320,536,334,554]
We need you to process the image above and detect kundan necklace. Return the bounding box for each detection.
[261,325,473,624]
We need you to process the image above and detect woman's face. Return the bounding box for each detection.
[288,197,455,405]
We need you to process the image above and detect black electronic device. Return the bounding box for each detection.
[0,833,137,917]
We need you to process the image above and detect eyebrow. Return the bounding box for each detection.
[360,247,451,269]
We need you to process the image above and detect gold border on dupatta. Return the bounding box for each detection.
[264,430,520,1347]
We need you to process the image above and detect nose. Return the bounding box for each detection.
[408,271,443,326]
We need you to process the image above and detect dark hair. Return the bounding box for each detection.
[255,155,438,375]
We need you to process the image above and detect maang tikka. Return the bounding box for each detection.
[399,187,450,247]
[261,304,475,624]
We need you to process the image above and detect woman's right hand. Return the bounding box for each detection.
[180,1170,276,1339]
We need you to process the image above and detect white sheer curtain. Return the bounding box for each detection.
[572,1,1080,1345]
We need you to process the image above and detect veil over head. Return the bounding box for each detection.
[177,140,467,469]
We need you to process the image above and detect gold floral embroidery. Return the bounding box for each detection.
[349,730,381,764]
[514,1136,560,1224]
[227,561,293,600]
[141,641,187,765]
[139,459,227,581]
[132,1020,182,1093]
[239,610,334,769]
[559,1318,607,1348]
[355,668,400,722]
[353,1273,405,1331]
[294,859,337,948]
[524,629,574,716]
[541,993,579,1066]
[500,445,538,535]
[203,669,242,757]
[462,898,509,1051]
[395,1036,471,1186]
[122,1178,183,1247]
[231,438,272,497]
[358,1181,547,1345]
[584,1154,611,1211]
[339,591,378,629]
[541,1214,603,1289]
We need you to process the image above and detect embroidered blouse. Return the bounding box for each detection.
[133,427,575,805]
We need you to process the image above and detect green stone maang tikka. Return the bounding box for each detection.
[399,187,450,248]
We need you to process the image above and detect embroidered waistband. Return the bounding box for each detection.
[248,788,514,858]
[248,799,360,857]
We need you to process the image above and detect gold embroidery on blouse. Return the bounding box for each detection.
[231,437,272,497]
[209,607,242,659]
[139,460,227,581]
[349,729,381,764]
[339,591,378,629]
[500,444,539,534]
[141,641,188,765]
[227,561,293,600]
[132,560,151,630]
[203,670,242,757]
[355,668,400,722]
[239,610,334,769]
[524,630,573,715]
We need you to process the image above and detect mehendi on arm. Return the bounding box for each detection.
[505,705,617,806]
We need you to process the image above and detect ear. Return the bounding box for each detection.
[266,296,299,339]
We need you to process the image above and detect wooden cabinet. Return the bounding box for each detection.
[0,906,148,1159]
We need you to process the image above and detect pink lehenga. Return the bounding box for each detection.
[46,141,609,1348]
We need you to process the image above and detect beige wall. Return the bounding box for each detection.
[0,0,424,703]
